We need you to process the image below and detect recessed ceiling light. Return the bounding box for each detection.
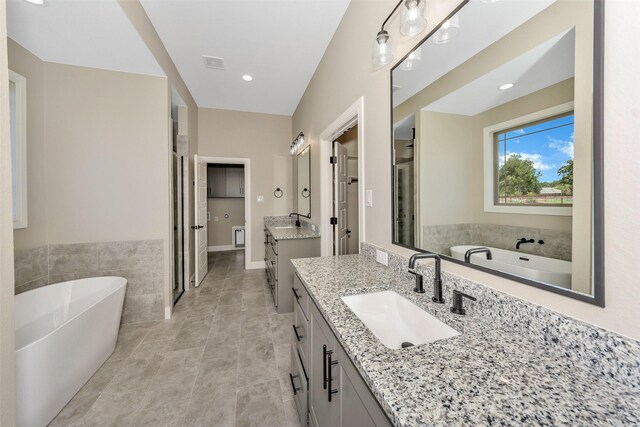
[499,83,514,90]
[242,75,253,82]
[24,0,45,5]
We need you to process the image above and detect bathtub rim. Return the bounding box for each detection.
[15,276,127,353]
[393,241,598,306]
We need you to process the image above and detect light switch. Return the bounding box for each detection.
[366,190,373,207]
[214,216,219,222]
[257,195,264,202]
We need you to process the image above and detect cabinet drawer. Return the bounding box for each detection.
[293,300,309,372]
[291,345,308,426]
[293,274,309,320]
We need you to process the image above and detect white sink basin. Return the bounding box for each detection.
[341,291,459,349]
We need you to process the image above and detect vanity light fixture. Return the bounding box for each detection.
[373,0,427,69]
[499,83,514,90]
[290,132,305,156]
[433,15,460,44]
[242,74,253,82]
[400,0,427,37]
[400,47,422,71]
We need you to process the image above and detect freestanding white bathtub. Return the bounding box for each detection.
[15,277,127,427]
[450,245,572,289]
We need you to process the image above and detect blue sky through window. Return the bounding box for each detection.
[497,113,574,183]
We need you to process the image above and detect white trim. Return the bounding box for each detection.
[9,69,27,229]
[208,245,242,252]
[319,97,366,256]
[198,156,252,269]
[165,306,172,320]
[247,261,265,270]
[483,101,574,217]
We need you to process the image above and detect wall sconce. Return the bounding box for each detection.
[290,132,305,156]
[373,0,427,69]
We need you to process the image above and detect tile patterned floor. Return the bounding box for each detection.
[50,251,302,427]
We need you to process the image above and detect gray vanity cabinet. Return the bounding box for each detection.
[264,229,319,314]
[305,284,391,427]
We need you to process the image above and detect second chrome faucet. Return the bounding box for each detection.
[408,252,444,304]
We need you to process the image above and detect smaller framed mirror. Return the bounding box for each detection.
[297,146,311,217]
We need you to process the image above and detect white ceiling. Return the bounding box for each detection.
[393,0,557,108]
[7,0,164,77]
[424,29,575,116]
[140,0,350,115]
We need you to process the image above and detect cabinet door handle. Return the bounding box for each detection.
[292,287,300,300]
[292,324,302,342]
[289,373,300,396]
[322,345,328,390]
[327,351,339,402]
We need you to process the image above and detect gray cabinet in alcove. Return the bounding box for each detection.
[207,164,244,198]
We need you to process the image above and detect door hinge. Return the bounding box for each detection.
[330,217,338,225]
[330,156,337,164]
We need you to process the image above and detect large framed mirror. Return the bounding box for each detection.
[391,0,604,306]
[297,146,311,217]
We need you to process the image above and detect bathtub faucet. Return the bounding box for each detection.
[408,253,444,303]
[516,238,535,249]
[464,247,492,263]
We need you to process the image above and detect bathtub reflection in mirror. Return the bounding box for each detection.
[391,0,604,305]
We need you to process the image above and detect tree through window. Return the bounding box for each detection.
[495,112,574,206]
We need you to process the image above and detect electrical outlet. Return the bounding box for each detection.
[311,224,317,232]
[214,216,219,222]
[376,249,388,266]
[257,195,264,202]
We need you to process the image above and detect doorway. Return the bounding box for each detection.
[333,126,359,255]
[393,114,416,247]
[193,156,252,286]
[172,151,185,304]
[319,96,365,256]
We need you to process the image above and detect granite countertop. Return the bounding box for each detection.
[291,254,640,427]
[264,216,320,241]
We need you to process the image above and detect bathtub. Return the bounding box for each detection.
[15,277,127,427]
[450,245,572,289]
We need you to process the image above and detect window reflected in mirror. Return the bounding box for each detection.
[391,0,603,305]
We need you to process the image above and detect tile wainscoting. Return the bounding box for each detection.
[14,239,164,324]
[422,223,572,261]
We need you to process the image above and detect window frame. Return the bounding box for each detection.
[482,101,574,216]
[10,69,28,229]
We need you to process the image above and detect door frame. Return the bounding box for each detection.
[319,96,365,256]
[198,156,252,270]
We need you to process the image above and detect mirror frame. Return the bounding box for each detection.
[296,145,312,219]
[389,0,605,307]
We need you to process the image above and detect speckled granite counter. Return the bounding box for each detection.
[264,216,320,240]
[291,249,640,426]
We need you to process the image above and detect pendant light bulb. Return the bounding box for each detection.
[400,47,422,71]
[298,133,305,147]
[433,15,460,44]
[400,0,427,37]
[373,30,394,69]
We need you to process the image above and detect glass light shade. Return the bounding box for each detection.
[373,30,394,69]
[400,47,422,71]
[433,15,460,44]
[298,134,305,147]
[400,0,427,37]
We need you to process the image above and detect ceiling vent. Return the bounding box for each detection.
[392,85,402,92]
[202,55,225,70]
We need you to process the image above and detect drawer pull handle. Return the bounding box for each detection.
[327,351,339,402]
[292,287,300,300]
[292,324,303,342]
[289,373,300,396]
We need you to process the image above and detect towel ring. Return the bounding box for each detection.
[274,188,283,198]
[301,188,310,198]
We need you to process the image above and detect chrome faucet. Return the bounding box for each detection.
[408,253,444,303]
[464,247,492,263]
